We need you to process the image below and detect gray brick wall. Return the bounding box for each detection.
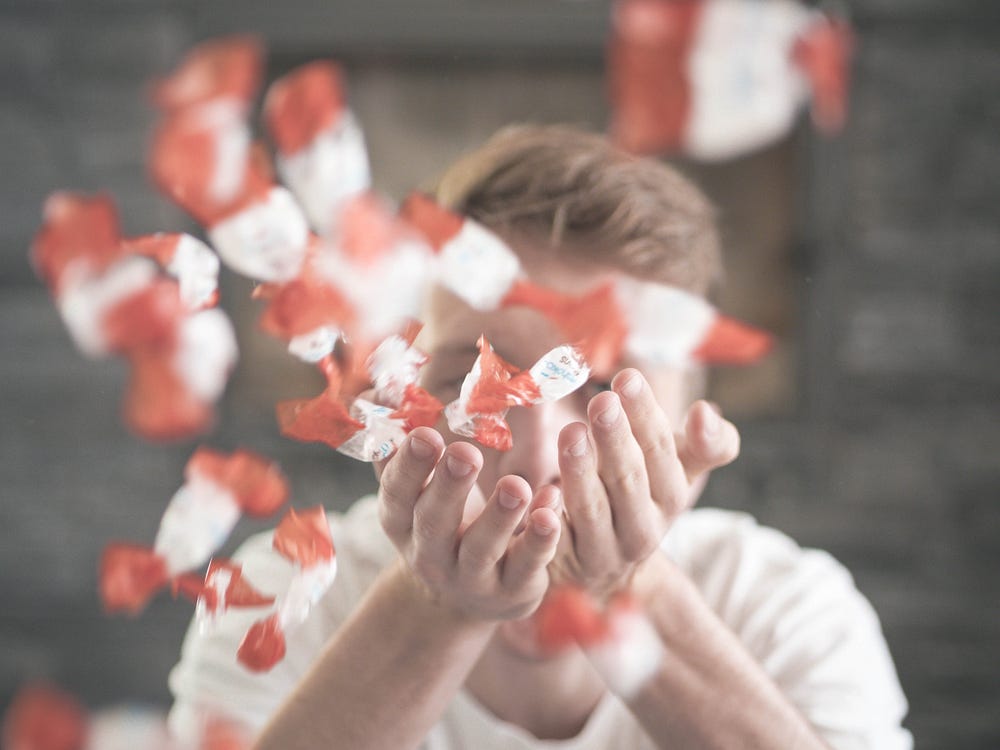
[1,3,997,747]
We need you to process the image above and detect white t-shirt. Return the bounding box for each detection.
[168,497,912,749]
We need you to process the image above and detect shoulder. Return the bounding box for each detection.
[663,508,913,749]
[168,495,396,742]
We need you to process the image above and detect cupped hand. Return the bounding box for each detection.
[376,427,563,622]
[550,368,740,600]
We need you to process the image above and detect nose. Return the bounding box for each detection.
[499,400,579,491]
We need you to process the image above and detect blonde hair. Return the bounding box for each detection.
[435,124,721,293]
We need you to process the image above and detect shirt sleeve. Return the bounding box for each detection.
[167,496,394,745]
[665,509,913,750]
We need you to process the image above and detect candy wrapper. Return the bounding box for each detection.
[615,277,772,366]
[264,61,371,235]
[148,36,263,224]
[2,682,250,750]
[100,448,288,615]
[445,336,590,451]
[31,192,236,440]
[534,587,664,700]
[276,330,443,461]
[401,192,521,311]
[149,40,312,284]
[235,507,338,672]
[502,280,628,379]
[608,0,853,160]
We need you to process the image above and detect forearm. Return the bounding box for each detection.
[613,554,829,750]
[254,559,496,750]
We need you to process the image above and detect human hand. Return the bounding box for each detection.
[550,368,740,600]
[376,427,562,622]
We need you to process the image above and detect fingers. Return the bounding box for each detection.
[411,441,483,571]
[676,400,740,484]
[586,390,662,560]
[377,427,444,544]
[458,475,532,574]
[502,502,561,591]
[611,369,689,518]
[557,422,618,569]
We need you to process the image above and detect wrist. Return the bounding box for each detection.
[388,558,501,635]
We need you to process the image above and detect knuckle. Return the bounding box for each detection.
[411,556,447,590]
[638,429,673,458]
[607,465,645,494]
[458,543,493,573]
[621,529,659,562]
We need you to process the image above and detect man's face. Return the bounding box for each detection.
[418,247,692,501]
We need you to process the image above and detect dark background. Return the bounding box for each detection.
[1,1,998,748]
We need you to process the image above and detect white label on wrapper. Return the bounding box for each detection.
[616,278,714,366]
[278,111,372,236]
[437,221,521,310]
[444,353,483,437]
[210,117,251,205]
[368,333,426,407]
[337,399,407,462]
[172,308,238,401]
[684,0,810,160]
[208,186,309,282]
[288,325,342,363]
[189,98,251,205]
[167,234,220,309]
[154,478,240,576]
[586,608,665,700]
[276,558,338,629]
[57,256,159,358]
[84,706,175,750]
[316,237,435,340]
[528,345,590,403]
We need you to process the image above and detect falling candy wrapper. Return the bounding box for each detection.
[608,0,853,159]
[100,448,289,615]
[234,506,338,672]
[31,192,236,441]
[445,336,591,451]
[264,61,371,235]
[2,682,252,750]
[534,587,664,700]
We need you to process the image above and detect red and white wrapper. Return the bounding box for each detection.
[445,336,590,451]
[402,192,521,311]
[312,193,437,342]
[207,184,310,283]
[615,277,772,366]
[100,448,289,615]
[609,0,852,160]
[1,682,248,750]
[148,36,262,218]
[32,192,236,441]
[191,559,276,633]
[151,36,263,115]
[265,61,371,235]
[121,233,220,310]
[31,192,125,296]
[236,506,337,672]
[534,587,664,700]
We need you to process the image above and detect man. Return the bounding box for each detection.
[169,125,911,749]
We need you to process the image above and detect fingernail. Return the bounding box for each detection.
[702,406,720,438]
[619,375,642,399]
[409,436,435,459]
[567,436,589,457]
[596,399,621,427]
[446,454,473,477]
[533,519,556,536]
[498,489,523,510]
